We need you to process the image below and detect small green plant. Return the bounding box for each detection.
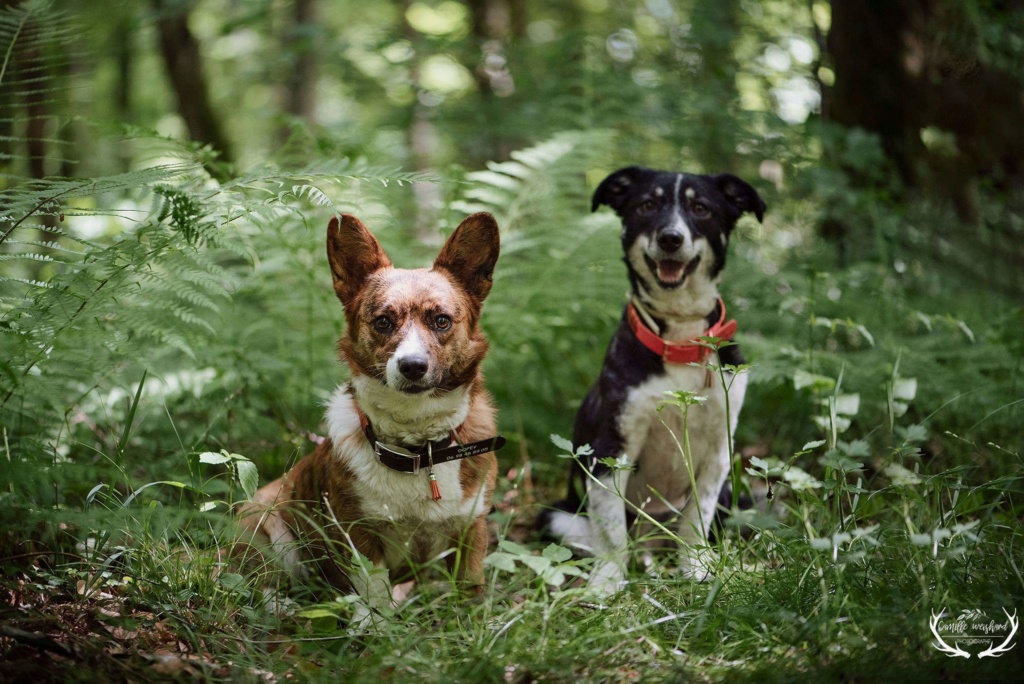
[484,540,585,588]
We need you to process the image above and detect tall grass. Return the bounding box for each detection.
[2,126,1022,681]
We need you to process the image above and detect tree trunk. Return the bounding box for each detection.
[23,50,50,181]
[20,32,58,240]
[0,0,15,172]
[689,0,741,171]
[281,0,317,143]
[401,0,441,241]
[826,0,1024,216]
[827,0,921,182]
[464,0,524,162]
[114,15,133,124]
[825,0,1024,291]
[113,14,134,171]
[151,0,233,173]
[466,0,524,95]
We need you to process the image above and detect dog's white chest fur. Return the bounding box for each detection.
[325,387,488,525]
[618,359,747,512]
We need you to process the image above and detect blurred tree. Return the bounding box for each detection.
[467,0,525,96]
[689,0,741,170]
[1,0,74,241]
[22,17,51,183]
[114,15,133,126]
[0,1,11,172]
[827,0,1024,221]
[401,0,442,239]
[463,0,525,161]
[827,2,917,179]
[281,0,317,137]
[151,0,233,173]
[112,11,136,171]
[0,115,8,175]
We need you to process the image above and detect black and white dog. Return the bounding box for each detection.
[541,166,765,594]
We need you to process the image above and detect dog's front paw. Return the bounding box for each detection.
[679,547,718,582]
[587,559,627,597]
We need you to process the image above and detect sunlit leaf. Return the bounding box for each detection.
[833,393,860,416]
[550,434,573,454]
[794,369,835,392]
[235,461,259,500]
[783,466,823,491]
[884,463,922,486]
[892,378,917,401]
[484,552,518,572]
[498,539,530,556]
[199,451,231,465]
[542,544,572,563]
[297,607,339,619]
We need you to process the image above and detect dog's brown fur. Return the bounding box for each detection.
[238,213,500,604]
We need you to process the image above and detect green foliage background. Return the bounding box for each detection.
[0,0,1021,681]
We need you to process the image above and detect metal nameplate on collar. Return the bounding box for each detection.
[446,436,507,460]
[374,442,421,474]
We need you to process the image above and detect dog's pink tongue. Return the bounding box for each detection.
[658,260,685,283]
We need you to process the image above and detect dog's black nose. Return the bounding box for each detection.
[657,231,684,252]
[398,355,429,381]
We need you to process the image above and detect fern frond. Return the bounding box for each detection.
[4,238,84,255]
[0,251,56,263]
[0,275,52,289]
[444,130,622,445]
[0,0,78,176]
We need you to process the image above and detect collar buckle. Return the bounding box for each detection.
[374,442,422,474]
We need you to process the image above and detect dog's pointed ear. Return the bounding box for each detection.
[326,214,392,306]
[714,174,766,223]
[433,212,500,304]
[592,166,645,215]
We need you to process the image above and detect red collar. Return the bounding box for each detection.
[626,297,738,364]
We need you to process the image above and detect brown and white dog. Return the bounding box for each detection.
[239,212,502,623]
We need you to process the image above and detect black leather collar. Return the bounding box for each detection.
[363,421,506,474]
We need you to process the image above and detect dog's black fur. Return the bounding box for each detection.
[539,166,765,589]
[593,166,764,285]
[567,167,763,505]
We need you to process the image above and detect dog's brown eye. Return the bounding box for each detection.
[693,202,710,218]
[639,200,656,214]
[434,314,452,331]
[372,316,393,334]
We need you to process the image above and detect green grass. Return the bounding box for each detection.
[2,132,1022,682]
[2,324,1022,681]
[1,0,1022,676]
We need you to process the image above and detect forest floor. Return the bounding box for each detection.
[1,452,1021,683]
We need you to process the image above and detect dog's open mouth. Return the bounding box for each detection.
[644,254,701,288]
[399,384,431,395]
